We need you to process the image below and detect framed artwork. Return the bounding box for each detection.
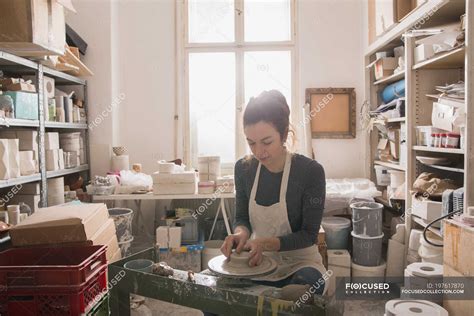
[305,87,356,139]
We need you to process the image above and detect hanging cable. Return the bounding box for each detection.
[422,209,463,247]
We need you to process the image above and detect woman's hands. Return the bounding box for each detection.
[243,239,264,267]
[220,227,250,258]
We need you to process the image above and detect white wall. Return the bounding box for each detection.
[67,0,366,179]
[297,0,367,178]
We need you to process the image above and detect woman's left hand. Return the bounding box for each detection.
[244,239,264,267]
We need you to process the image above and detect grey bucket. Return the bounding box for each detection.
[108,208,134,242]
[352,231,384,266]
[350,202,383,237]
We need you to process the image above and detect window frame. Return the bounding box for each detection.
[177,0,299,174]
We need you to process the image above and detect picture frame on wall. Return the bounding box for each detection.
[305,87,356,139]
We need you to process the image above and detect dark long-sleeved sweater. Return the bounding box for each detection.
[233,153,326,251]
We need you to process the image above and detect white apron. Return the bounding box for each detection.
[249,152,326,292]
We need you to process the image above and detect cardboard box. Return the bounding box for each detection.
[443,264,474,316]
[20,158,36,176]
[152,171,198,184]
[46,149,60,171]
[412,195,442,223]
[110,248,122,263]
[9,194,41,213]
[394,0,414,22]
[4,91,39,120]
[23,75,55,99]
[89,218,119,261]
[153,183,196,195]
[0,0,67,57]
[0,139,9,179]
[388,128,400,160]
[7,139,20,178]
[432,101,464,133]
[5,82,36,93]
[16,130,38,151]
[443,220,474,277]
[415,44,435,63]
[367,57,398,80]
[19,182,40,195]
[9,203,110,246]
[375,0,395,36]
[58,148,64,169]
[45,132,60,150]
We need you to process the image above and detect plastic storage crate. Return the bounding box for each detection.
[0,266,107,316]
[0,245,107,287]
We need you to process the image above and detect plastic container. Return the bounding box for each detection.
[0,267,107,316]
[388,170,405,188]
[321,217,351,249]
[381,79,405,104]
[202,240,224,271]
[446,133,460,148]
[374,165,390,186]
[124,259,154,273]
[175,216,199,244]
[350,202,383,237]
[440,133,447,148]
[0,245,107,288]
[118,236,133,257]
[351,231,384,266]
[351,261,386,278]
[158,245,203,272]
[108,208,134,242]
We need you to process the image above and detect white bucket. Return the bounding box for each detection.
[202,240,224,271]
[388,170,405,188]
[351,261,386,279]
[321,217,351,249]
[374,165,390,186]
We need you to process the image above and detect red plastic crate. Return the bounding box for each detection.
[0,245,107,288]
[0,265,108,316]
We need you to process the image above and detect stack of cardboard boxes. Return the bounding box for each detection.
[9,203,121,262]
[0,130,39,179]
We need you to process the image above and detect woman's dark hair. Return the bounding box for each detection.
[243,90,291,142]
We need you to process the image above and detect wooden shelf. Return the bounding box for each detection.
[413,47,465,70]
[365,0,465,56]
[421,164,464,173]
[413,216,442,237]
[413,146,464,154]
[374,160,406,171]
[374,71,404,86]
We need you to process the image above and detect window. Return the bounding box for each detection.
[180,0,296,171]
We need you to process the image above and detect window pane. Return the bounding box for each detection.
[189,53,236,164]
[188,0,235,43]
[244,51,292,106]
[244,0,291,42]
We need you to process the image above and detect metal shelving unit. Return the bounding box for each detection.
[0,51,90,207]
[47,164,89,178]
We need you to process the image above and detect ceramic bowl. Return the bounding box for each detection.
[113,146,126,156]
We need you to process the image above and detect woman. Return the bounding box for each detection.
[220,90,327,293]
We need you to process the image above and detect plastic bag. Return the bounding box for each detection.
[120,170,152,188]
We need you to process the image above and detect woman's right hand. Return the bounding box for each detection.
[220,228,250,258]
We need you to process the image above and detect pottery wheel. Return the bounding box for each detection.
[208,251,277,278]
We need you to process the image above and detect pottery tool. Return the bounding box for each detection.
[208,251,277,278]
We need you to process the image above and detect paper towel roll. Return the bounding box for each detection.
[112,155,129,171]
